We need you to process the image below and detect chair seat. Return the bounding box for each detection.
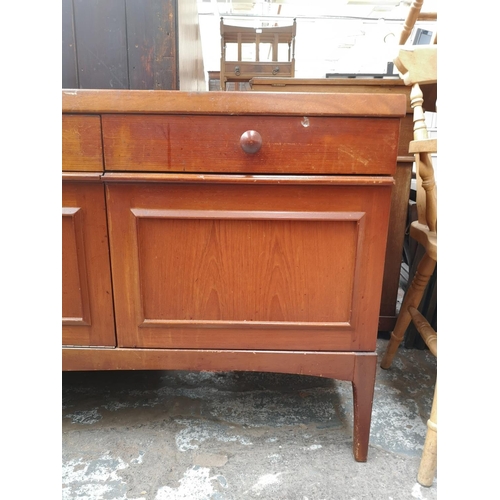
[409,221,437,261]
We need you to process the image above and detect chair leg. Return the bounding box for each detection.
[380,252,436,369]
[418,380,437,486]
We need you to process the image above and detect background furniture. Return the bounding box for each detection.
[220,18,296,90]
[62,0,205,90]
[62,89,405,461]
[380,45,438,486]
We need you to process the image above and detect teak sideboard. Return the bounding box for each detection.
[62,89,405,461]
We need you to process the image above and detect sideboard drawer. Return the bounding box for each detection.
[63,115,103,172]
[102,114,399,175]
[224,61,293,79]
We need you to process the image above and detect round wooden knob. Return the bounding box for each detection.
[240,130,262,154]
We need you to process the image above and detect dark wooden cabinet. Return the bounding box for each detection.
[62,89,405,462]
[62,0,204,91]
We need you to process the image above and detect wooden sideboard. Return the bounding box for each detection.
[250,77,436,331]
[62,89,405,461]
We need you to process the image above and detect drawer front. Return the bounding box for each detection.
[102,114,399,175]
[105,176,392,351]
[224,62,293,78]
[62,115,103,172]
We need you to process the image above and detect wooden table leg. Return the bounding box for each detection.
[351,353,377,462]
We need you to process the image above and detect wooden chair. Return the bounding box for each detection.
[380,44,437,487]
[220,18,296,90]
[399,0,437,45]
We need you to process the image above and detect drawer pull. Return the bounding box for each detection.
[234,66,241,76]
[272,66,280,75]
[240,130,262,154]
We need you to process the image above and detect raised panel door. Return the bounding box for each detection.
[62,178,116,346]
[105,176,392,351]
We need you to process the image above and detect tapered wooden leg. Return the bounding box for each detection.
[418,380,437,486]
[381,252,436,369]
[352,353,377,462]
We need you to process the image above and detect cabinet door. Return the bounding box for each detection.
[62,179,116,346]
[106,176,392,351]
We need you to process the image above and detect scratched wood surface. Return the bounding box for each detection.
[62,89,406,116]
[126,0,177,90]
[102,114,400,175]
[62,0,204,90]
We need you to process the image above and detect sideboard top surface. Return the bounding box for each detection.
[62,89,406,117]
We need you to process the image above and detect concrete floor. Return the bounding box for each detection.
[62,339,437,500]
